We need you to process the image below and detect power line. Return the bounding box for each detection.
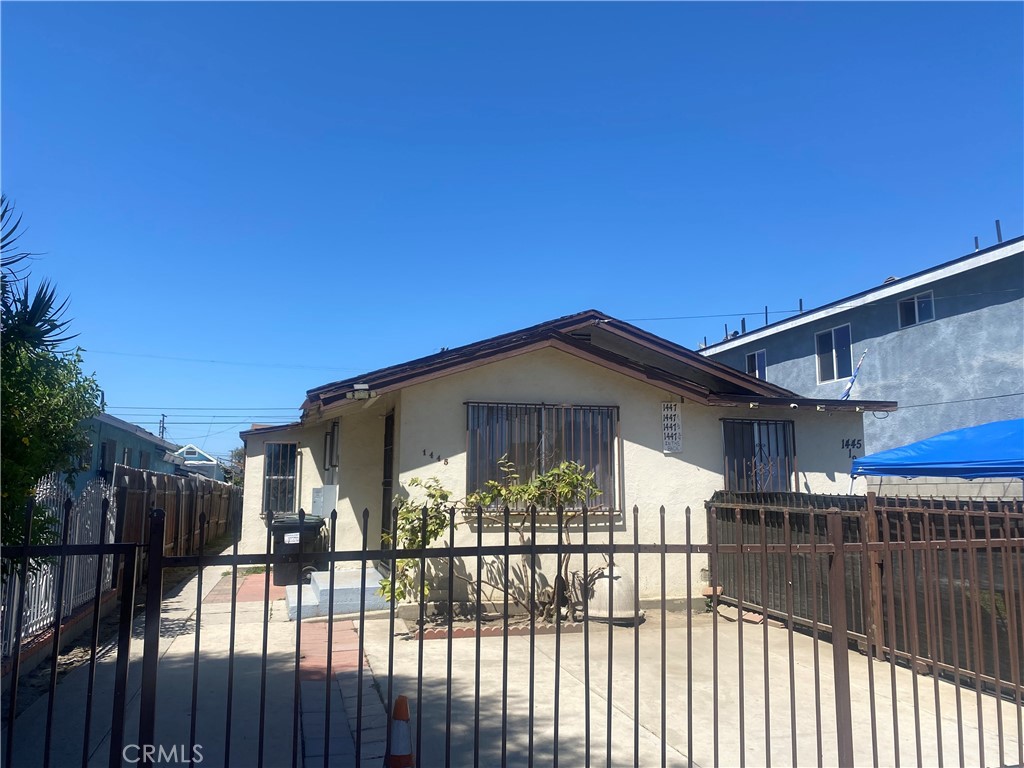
[896,392,1023,410]
[85,349,367,372]
[109,406,297,411]
[130,421,293,426]
[110,414,293,421]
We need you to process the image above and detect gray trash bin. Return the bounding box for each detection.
[270,514,328,585]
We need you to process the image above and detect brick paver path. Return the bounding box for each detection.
[205,572,389,767]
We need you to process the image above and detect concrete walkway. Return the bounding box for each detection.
[2,564,389,768]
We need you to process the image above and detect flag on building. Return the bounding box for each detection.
[840,350,868,401]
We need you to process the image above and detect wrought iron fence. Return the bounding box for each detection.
[0,474,115,658]
[707,491,1024,692]
[3,496,1021,768]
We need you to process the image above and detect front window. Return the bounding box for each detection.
[722,419,796,492]
[815,324,852,382]
[745,349,767,380]
[898,291,935,328]
[263,443,298,516]
[467,402,618,510]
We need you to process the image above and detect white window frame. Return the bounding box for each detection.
[815,324,853,383]
[745,349,767,380]
[898,290,935,329]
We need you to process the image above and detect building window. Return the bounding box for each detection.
[467,402,618,510]
[815,324,852,382]
[139,451,151,470]
[263,443,298,517]
[100,440,117,472]
[184,447,198,458]
[79,443,93,471]
[723,419,796,492]
[122,447,132,466]
[745,349,767,380]
[898,291,935,328]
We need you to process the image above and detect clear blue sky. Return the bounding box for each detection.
[4,2,1022,461]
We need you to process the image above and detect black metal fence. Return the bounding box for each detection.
[708,491,1024,687]
[3,495,1022,768]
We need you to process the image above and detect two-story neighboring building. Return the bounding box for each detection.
[701,236,1024,497]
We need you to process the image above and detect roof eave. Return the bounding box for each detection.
[707,395,898,412]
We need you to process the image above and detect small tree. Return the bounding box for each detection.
[379,459,603,621]
[227,445,246,488]
[1,196,100,552]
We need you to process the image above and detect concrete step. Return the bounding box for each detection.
[285,567,389,621]
[284,584,320,620]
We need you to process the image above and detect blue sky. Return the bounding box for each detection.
[3,2,1022,460]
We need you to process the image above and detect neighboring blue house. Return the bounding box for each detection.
[74,412,184,494]
[174,444,226,482]
[700,235,1024,496]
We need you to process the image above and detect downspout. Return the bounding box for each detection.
[296,447,303,516]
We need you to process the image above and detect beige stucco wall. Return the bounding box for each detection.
[390,347,865,601]
[240,423,325,553]
[241,347,867,598]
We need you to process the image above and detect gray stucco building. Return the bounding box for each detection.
[700,236,1024,496]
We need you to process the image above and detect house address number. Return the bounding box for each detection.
[842,438,862,458]
[662,402,682,453]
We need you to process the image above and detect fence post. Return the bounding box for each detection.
[112,478,129,588]
[864,492,885,660]
[827,509,855,766]
[139,508,165,766]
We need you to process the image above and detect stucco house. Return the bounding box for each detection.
[241,310,895,601]
[700,236,1024,497]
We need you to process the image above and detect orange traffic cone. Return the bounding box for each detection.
[387,695,415,767]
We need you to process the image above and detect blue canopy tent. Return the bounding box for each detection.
[851,418,1024,480]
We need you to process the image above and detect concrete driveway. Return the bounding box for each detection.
[359,609,1019,767]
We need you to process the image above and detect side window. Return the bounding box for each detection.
[816,324,852,382]
[723,419,796,492]
[745,349,767,380]
[264,443,298,516]
[898,291,935,328]
[100,440,117,472]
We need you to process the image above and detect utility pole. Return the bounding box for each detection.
[159,414,166,440]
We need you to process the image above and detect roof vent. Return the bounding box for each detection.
[883,276,899,284]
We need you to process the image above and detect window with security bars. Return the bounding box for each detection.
[263,443,297,516]
[467,402,618,510]
[722,419,796,492]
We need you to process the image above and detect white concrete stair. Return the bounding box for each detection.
[285,566,389,621]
